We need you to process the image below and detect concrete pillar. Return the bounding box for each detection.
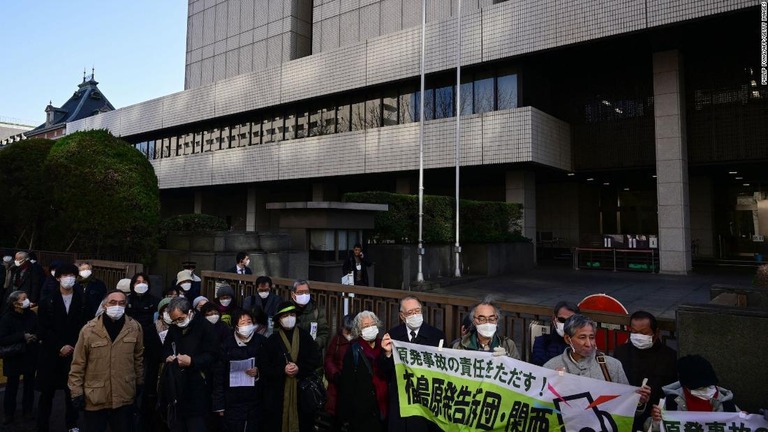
[653,50,692,274]
[506,171,536,261]
[246,186,257,232]
[193,191,202,214]
[690,177,714,258]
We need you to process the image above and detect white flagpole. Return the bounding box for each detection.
[454,0,462,278]
[416,0,427,283]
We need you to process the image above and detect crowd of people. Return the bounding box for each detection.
[0,250,758,432]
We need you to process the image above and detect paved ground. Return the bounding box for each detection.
[429,261,756,319]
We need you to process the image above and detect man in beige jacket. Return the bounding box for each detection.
[68,289,144,432]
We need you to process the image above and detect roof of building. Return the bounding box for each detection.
[28,71,115,136]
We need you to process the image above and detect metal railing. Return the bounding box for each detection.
[201,271,677,360]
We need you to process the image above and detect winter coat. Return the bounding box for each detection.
[77,276,107,319]
[10,262,44,303]
[644,382,738,431]
[243,292,281,321]
[295,300,329,351]
[212,331,267,422]
[68,315,145,411]
[324,332,352,415]
[452,331,521,359]
[339,339,389,432]
[126,292,162,360]
[260,326,322,432]
[36,288,88,390]
[160,312,219,416]
[531,332,569,366]
[543,348,629,384]
[0,308,38,376]
[342,253,372,286]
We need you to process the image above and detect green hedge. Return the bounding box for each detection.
[343,191,527,244]
[158,214,229,247]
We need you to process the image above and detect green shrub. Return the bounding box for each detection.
[343,191,527,244]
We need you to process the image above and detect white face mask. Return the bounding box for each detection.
[361,325,379,341]
[258,291,270,299]
[176,312,193,328]
[555,321,565,337]
[690,385,717,400]
[405,313,423,330]
[60,276,76,289]
[180,282,192,291]
[476,323,497,338]
[280,315,296,329]
[220,298,232,307]
[106,306,125,320]
[14,260,24,267]
[20,298,30,309]
[162,311,173,325]
[206,314,220,324]
[294,293,310,306]
[630,333,654,350]
[79,269,92,279]
[2,256,11,263]
[50,270,56,277]
[344,333,354,341]
[134,283,149,294]
[237,324,256,338]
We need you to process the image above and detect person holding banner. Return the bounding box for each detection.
[452,298,520,359]
[381,296,445,432]
[339,311,389,432]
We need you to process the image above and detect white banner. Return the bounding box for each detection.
[660,410,768,432]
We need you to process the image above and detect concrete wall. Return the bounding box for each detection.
[690,176,714,257]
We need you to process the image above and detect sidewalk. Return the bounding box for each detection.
[429,262,756,319]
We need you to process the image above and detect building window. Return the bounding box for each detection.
[474,71,494,114]
[399,84,418,124]
[337,100,351,133]
[309,229,362,262]
[497,72,518,110]
[382,91,398,126]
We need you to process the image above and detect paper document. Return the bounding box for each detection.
[229,358,255,387]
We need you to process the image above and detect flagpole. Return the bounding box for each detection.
[416,0,426,283]
[454,0,462,278]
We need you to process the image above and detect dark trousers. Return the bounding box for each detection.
[37,387,78,432]
[3,373,35,417]
[82,405,133,432]
[171,415,207,432]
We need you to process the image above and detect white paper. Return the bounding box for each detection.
[310,322,318,340]
[341,274,354,285]
[158,330,168,345]
[229,358,255,387]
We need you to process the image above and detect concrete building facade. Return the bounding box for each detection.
[67,0,767,274]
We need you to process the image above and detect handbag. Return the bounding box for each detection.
[0,342,25,359]
[298,372,327,415]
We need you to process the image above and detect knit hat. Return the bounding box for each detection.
[116,278,132,293]
[274,301,297,320]
[176,269,193,283]
[192,296,208,309]
[158,297,172,313]
[678,355,718,389]
[216,283,235,299]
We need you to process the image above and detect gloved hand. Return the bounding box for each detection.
[492,347,506,357]
[72,395,85,410]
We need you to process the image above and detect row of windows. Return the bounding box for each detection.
[132,68,518,159]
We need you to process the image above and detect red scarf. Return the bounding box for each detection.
[359,338,389,419]
[683,387,715,412]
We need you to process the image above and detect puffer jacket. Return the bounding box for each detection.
[452,331,521,359]
[644,382,738,431]
[68,315,145,411]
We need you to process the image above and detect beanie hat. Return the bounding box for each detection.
[678,355,718,389]
[176,269,193,283]
[116,278,132,293]
[216,283,235,299]
[192,296,208,309]
[158,297,172,313]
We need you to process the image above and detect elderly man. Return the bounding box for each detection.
[291,279,329,350]
[452,298,520,358]
[76,262,107,319]
[9,251,44,304]
[531,301,580,366]
[69,289,144,432]
[614,310,677,431]
[381,296,445,431]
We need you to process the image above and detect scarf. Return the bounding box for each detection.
[279,328,301,432]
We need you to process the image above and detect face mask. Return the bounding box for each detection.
[162,311,173,325]
[2,256,11,263]
[237,324,256,338]
[51,270,56,277]
[176,312,193,328]
[630,333,654,350]
[180,282,192,291]
[106,306,125,320]
[220,298,232,307]
[344,333,353,341]
[476,323,497,338]
[555,321,565,337]
[294,293,310,306]
[134,283,149,294]
[20,299,30,309]
[405,313,423,330]
[258,291,270,299]
[14,260,24,267]
[280,315,296,329]
[690,385,717,400]
[361,326,379,341]
[60,276,76,289]
[206,315,220,325]
[79,270,92,279]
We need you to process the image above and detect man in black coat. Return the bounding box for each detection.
[76,262,107,319]
[614,310,677,432]
[8,251,44,305]
[36,263,87,432]
[381,296,445,432]
[226,251,252,275]
[341,243,372,286]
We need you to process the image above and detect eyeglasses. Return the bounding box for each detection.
[106,300,127,306]
[556,316,569,323]
[402,308,421,317]
[474,315,498,324]
[295,290,310,295]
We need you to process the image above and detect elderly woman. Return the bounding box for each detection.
[261,301,322,432]
[0,291,38,424]
[324,314,355,419]
[339,311,389,432]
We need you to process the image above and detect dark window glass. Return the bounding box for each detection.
[460,77,473,116]
[365,95,382,129]
[434,84,453,119]
[474,72,494,114]
[382,91,398,126]
[351,99,366,131]
[219,126,229,149]
[182,133,193,155]
[309,103,335,136]
[497,72,518,110]
[147,140,156,159]
[294,110,307,139]
[424,88,434,120]
[238,123,250,146]
[337,100,351,133]
[193,132,203,153]
[399,84,418,124]
[272,113,284,142]
[250,119,261,145]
